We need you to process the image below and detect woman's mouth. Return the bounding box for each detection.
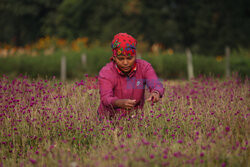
[122,67,130,70]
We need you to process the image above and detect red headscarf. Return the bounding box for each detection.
[111,33,137,61]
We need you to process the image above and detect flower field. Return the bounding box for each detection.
[0,75,249,167]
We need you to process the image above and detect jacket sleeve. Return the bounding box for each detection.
[98,68,119,107]
[144,63,165,97]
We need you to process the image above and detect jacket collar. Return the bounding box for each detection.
[114,61,137,78]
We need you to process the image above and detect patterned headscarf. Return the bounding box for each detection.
[111,33,137,61]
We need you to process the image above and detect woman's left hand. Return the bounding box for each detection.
[147,91,160,103]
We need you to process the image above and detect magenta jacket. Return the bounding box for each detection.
[97,59,164,117]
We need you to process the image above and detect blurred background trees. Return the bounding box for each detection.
[0,0,249,55]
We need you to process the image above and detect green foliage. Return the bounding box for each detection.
[1,0,250,54]
[143,53,187,79]
[0,47,111,79]
[192,55,224,77]
[0,48,249,79]
[143,52,250,79]
[231,56,250,78]
[0,0,61,45]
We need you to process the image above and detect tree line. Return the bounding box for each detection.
[0,0,249,55]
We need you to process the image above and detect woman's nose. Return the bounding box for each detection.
[123,59,128,65]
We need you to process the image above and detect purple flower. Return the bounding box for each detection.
[141,138,150,145]
[173,152,182,157]
[150,154,155,159]
[241,147,246,150]
[207,133,211,137]
[49,145,54,150]
[156,114,162,118]
[221,162,227,167]
[104,155,109,160]
[177,140,183,144]
[127,134,132,138]
[29,158,37,164]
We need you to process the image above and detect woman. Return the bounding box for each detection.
[98,33,164,119]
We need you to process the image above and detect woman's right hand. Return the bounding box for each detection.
[114,99,137,110]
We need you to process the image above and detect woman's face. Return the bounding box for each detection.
[114,55,136,73]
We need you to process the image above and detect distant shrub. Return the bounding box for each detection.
[0,47,249,79]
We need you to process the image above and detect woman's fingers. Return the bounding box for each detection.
[128,99,136,103]
[146,95,153,102]
[153,95,159,103]
[128,99,136,105]
[115,99,137,110]
[147,92,160,103]
[124,99,136,108]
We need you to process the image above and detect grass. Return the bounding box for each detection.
[0,75,249,166]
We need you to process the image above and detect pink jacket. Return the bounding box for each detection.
[97,59,164,118]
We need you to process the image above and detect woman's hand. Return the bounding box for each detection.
[114,99,137,110]
[147,91,160,103]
